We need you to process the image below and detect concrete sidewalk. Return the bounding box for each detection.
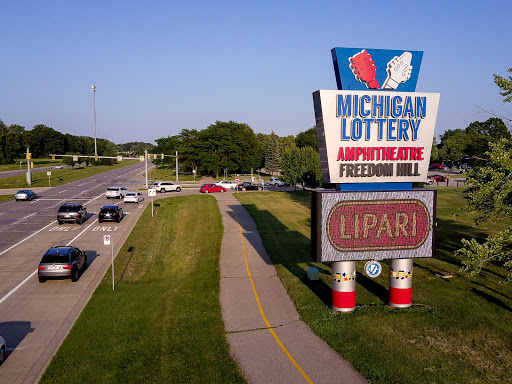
[214,193,367,384]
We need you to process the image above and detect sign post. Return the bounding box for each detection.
[104,235,114,291]
[47,171,51,187]
[148,188,156,217]
[312,47,439,311]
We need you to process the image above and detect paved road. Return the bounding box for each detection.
[0,162,196,383]
[0,166,69,179]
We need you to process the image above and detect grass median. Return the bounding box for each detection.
[40,195,245,384]
[0,160,139,189]
[236,188,512,384]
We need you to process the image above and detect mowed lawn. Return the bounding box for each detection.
[236,188,512,384]
[40,195,245,384]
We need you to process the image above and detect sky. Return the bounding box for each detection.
[1,0,511,145]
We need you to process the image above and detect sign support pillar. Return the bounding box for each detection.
[332,261,356,312]
[389,259,413,308]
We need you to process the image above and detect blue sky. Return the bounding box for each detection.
[1,1,510,145]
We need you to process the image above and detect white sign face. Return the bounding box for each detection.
[73,155,78,161]
[139,156,144,162]
[47,171,51,176]
[192,170,196,174]
[103,235,111,245]
[313,90,440,183]
[235,177,239,182]
[117,156,123,162]
[148,188,157,197]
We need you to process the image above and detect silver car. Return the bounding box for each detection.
[15,189,37,201]
[38,246,88,283]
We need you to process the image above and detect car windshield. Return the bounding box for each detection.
[126,193,136,196]
[101,208,117,213]
[58,206,78,212]
[107,187,119,191]
[16,190,27,194]
[41,255,69,264]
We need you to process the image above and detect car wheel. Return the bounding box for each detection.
[83,257,88,270]
[58,220,63,225]
[204,190,209,193]
[242,187,246,191]
[176,187,181,192]
[161,188,166,193]
[71,269,79,282]
[15,199,18,201]
[258,187,262,191]
[99,219,102,223]
[38,276,46,284]
[0,346,5,365]
[77,217,82,225]
[220,189,225,193]
[116,217,120,223]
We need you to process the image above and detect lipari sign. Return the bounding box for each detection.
[313,90,440,183]
[312,189,436,262]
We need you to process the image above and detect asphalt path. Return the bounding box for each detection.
[0,162,197,383]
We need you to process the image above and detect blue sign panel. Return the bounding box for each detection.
[331,48,423,92]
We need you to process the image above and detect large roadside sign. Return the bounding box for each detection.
[311,189,436,262]
[313,90,440,184]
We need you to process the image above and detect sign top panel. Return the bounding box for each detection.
[332,47,423,92]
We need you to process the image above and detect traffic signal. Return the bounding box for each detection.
[52,155,55,160]
[161,153,164,159]
[30,162,34,169]
[147,153,151,159]
[26,153,31,160]
[153,154,157,159]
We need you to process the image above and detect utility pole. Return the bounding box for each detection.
[176,151,178,182]
[26,147,32,185]
[91,85,98,160]
[145,149,149,188]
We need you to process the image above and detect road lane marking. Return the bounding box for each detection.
[0,221,56,257]
[58,190,67,194]
[22,212,37,220]
[0,270,37,306]
[234,207,313,384]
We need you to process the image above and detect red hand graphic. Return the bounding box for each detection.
[349,50,380,89]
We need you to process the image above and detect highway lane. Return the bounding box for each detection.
[0,166,69,179]
[0,162,197,383]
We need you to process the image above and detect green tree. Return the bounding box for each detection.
[456,138,512,282]
[296,127,318,151]
[265,131,280,176]
[0,123,27,164]
[494,68,512,103]
[278,135,296,155]
[280,146,321,190]
[177,129,200,173]
[438,129,470,162]
[430,137,439,162]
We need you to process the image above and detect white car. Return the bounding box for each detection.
[0,335,5,365]
[215,180,237,189]
[153,182,182,193]
[124,192,144,204]
[269,177,285,187]
[106,186,127,199]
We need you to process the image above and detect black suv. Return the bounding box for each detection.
[38,246,88,283]
[98,205,123,223]
[57,203,88,225]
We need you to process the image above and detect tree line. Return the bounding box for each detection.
[0,121,124,164]
[153,121,322,187]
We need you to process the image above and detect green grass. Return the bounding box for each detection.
[236,188,512,384]
[40,195,245,384]
[0,158,64,172]
[148,166,202,182]
[0,195,13,203]
[0,161,138,189]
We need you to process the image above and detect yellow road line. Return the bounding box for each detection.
[236,219,314,384]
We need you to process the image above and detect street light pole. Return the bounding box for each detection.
[91,85,97,160]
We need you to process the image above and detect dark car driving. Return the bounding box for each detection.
[237,182,263,191]
[57,203,88,225]
[98,205,123,223]
[38,246,88,283]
